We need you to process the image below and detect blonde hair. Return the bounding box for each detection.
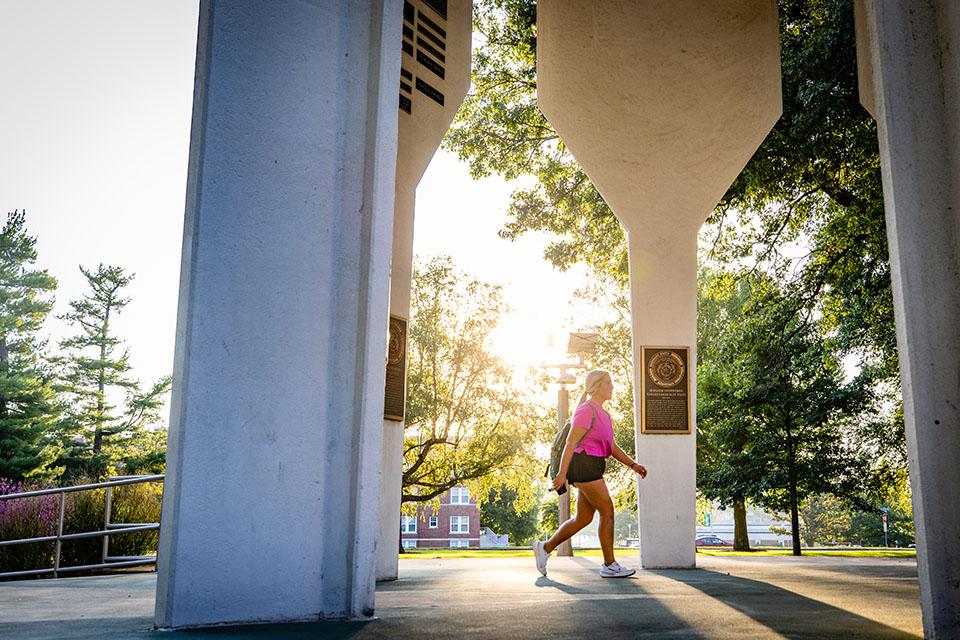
[576,369,611,407]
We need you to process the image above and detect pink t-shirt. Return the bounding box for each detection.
[571,400,613,457]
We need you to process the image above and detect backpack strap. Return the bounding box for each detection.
[583,402,597,430]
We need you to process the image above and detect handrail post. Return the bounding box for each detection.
[0,474,165,581]
[53,492,66,578]
[102,486,114,563]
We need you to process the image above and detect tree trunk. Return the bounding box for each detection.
[93,303,111,453]
[789,486,801,556]
[784,413,801,556]
[733,498,751,551]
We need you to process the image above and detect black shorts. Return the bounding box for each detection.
[567,451,606,485]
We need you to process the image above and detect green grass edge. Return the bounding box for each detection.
[397,547,916,560]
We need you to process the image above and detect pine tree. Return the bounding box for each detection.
[55,265,171,478]
[56,264,137,476]
[0,210,61,480]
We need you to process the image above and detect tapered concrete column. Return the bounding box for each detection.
[856,2,960,636]
[537,1,781,568]
[376,0,471,581]
[155,1,401,628]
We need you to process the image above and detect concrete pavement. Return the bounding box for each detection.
[0,554,922,639]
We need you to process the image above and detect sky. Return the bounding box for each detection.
[0,1,601,401]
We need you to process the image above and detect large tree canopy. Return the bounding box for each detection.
[445,0,895,382]
[445,0,904,476]
[697,268,883,555]
[445,1,906,549]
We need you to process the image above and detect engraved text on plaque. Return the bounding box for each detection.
[641,346,690,434]
[384,316,407,421]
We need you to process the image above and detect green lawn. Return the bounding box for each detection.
[398,547,916,560]
[696,548,916,558]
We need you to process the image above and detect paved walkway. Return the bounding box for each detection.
[0,555,923,639]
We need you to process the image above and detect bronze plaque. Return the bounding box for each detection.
[384,315,407,421]
[640,346,690,434]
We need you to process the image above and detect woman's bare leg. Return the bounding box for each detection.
[574,479,615,565]
[544,488,596,553]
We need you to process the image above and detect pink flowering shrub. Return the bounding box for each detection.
[0,477,162,577]
[0,478,59,574]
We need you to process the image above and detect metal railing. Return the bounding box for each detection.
[0,474,163,579]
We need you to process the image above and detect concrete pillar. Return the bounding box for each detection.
[376,0,471,582]
[155,1,401,628]
[856,2,960,636]
[537,0,782,568]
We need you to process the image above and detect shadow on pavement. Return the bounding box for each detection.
[658,568,922,640]
[0,617,374,640]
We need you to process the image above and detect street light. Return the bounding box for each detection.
[542,331,598,557]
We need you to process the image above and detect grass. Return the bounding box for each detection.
[398,547,916,560]
[696,548,916,558]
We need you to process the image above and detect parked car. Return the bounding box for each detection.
[695,535,730,547]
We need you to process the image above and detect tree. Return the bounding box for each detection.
[539,492,559,538]
[446,0,904,466]
[697,270,757,551]
[402,256,546,514]
[449,0,893,364]
[798,494,853,546]
[55,265,170,478]
[481,485,540,545]
[0,211,61,480]
[698,272,881,555]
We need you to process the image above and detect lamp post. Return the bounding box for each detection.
[554,367,577,557]
[543,332,598,557]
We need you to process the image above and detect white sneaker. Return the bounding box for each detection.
[533,540,550,576]
[599,561,636,578]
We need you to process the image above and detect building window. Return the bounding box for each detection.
[450,515,469,534]
[450,487,470,504]
[401,515,417,534]
[401,539,417,549]
[450,539,469,548]
[429,516,438,528]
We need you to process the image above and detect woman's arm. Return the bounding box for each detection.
[611,442,648,478]
[551,426,589,491]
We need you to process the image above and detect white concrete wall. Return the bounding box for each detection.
[377,0,472,581]
[856,2,960,636]
[155,0,401,628]
[537,0,782,568]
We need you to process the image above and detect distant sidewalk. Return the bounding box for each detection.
[0,555,922,639]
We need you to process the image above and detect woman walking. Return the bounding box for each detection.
[533,369,647,578]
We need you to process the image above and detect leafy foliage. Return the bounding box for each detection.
[447,0,907,548]
[697,269,885,554]
[54,265,170,479]
[402,256,546,514]
[448,0,895,383]
[480,485,540,545]
[444,0,629,286]
[0,476,162,573]
[0,211,62,481]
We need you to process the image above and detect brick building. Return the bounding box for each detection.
[400,486,480,549]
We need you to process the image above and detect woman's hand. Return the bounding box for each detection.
[551,473,567,492]
[631,462,648,479]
